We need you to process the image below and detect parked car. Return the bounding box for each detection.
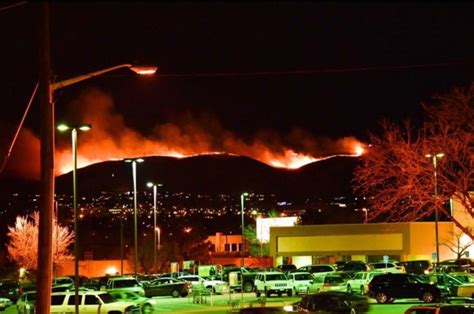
[335,261,369,273]
[49,291,139,313]
[254,271,293,297]
[368,262,405,273]
[346,271,384,295]
[404,303,474,314]
[421,272,467,296]
[294,292,370,313]
[298,264,336,277]
[368,273,443,303]
[308,274,347,293]
[438,259,474,273]
[106,277,145,296]
[109,291,157,314]
[16,291,35,314]
[287,272,314,295]
[0,297,13,311]
[399,260,433,274]
[178,275,228,294]
[144,277,190,298]
[276,264,297,274]
[0,280,21,303]
[52,276,74,286]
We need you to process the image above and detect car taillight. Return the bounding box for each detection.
[18,287,23,294]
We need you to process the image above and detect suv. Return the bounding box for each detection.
[49,291,140,313]
[0,280,21,302]
[298,264,336,277]
[254,272,293,297]
[335,261,369,273]
[368,262,405,273]
[368,273,443,303]
[106,277,144,296]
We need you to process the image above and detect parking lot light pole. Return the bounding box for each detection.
[147,182,162,271]
[125,158,144,278]
[426,152,444,264]
[240,192,249,267]
[57,123,91,314]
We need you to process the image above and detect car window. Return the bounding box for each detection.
[354,273,363,280]
[113,279,139,288]
[295,274,313,281]
[98,293,115,304]
[84,295,99,305]
[51,295,66,305]
[67,295,80,305]
[266,274,286,281]
[325,276,344,284]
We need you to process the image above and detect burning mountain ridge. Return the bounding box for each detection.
[3,88,365,179]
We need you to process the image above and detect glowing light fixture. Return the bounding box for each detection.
[130,66,158,75]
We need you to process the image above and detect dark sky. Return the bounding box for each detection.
[1,2,473,165]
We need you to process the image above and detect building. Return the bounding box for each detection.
[270,221,456,267]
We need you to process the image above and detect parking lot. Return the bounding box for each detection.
[2,292,436,314]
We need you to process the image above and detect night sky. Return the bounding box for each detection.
[0,2,473,178]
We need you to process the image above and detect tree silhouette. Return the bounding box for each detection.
[353,83,473,238]
[7,212,74,271]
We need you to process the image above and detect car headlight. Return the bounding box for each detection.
[148,299,156,305]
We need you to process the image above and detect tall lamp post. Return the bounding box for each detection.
[426,152,444,264]
[36,17,157,313]
[125,158,144,278]
[240,192,249,267]
[57,123,91,314]
[147,182,163,271]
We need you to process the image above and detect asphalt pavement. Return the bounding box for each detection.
[2,292,430,313]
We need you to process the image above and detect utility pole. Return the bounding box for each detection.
[36,2,54,314]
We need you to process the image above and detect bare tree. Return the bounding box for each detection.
[7,212,74,271]
[353,83,474,238]
[441,230,473,259]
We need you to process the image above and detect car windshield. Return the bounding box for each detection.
[98,293,116,304]
[266,274,287,281]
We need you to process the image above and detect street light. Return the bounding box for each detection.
[426,152,444,264]
[36,5,158,314]
[240,192,249,267]
[147,182,163,271]
[56,123,91,314]
[124,158,144,278]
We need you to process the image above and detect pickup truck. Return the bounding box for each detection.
[222,267,259,293]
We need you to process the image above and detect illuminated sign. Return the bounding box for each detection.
[256,216,298,243]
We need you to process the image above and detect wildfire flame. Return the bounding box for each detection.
[3,88,367,178]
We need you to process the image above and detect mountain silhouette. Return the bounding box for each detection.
[53,154,360,198]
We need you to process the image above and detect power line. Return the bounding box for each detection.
[158,61,469,78]
[0,1,27,13]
